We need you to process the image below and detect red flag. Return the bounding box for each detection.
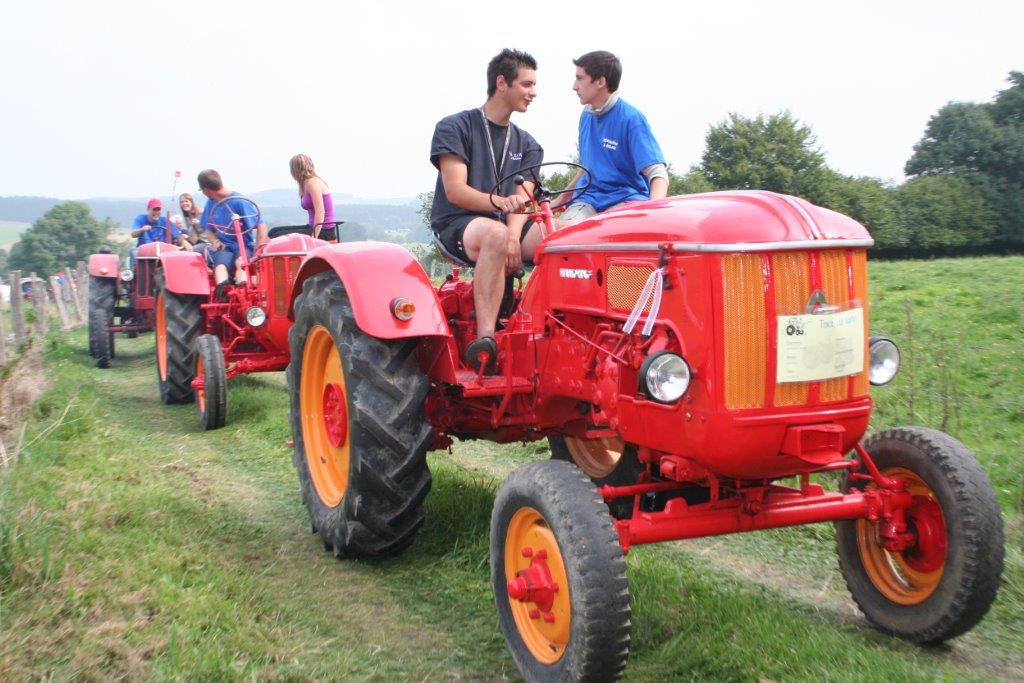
[174,170,181,177]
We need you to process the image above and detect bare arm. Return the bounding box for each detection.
[438,154,527,214]
[649,176,669,200]
[550,169,584,209]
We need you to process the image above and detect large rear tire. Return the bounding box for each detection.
[287,271,433,558]
[195,333,227,430]
[836,427,1004,643]
[155,276,203,404]
[492,460,631,682]
[88,276,116,368]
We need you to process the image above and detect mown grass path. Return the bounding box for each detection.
[2,256,1022,680]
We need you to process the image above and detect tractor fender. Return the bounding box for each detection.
[88,254,119,278]
[291,242,450,340]
[157,250,210,296]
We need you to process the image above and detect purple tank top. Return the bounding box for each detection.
[301,190,335,229]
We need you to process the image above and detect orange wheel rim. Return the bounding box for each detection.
[300,325,349,507]
[504,507,570,664]
[196,355,206,412]
[564,436,624,479]
[155,292,168,380]
[856,467,946,605]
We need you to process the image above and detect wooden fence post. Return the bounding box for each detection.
[0,291,6,365]
[77,263,90,314]
[30,272,48,338]
[9,270,26,344]
[65,272,84,323]
[50,275,71,330]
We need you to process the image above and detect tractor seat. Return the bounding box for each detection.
[267,221,344,241]
[432,233,474,268]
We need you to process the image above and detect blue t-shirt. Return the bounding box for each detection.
[576,98,665,212]
[199,192,259,252]
[132,214,182,246]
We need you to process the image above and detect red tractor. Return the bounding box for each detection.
[153,196,342,429]
[87,241,172,368]
[280,163,1005,681]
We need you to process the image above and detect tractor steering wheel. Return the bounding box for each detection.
[204,195,262,236]
[488,161,593,212]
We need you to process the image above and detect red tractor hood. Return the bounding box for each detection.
[542,191,872,252]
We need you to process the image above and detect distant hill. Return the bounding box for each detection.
[0,191,430,243]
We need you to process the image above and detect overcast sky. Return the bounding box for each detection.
[0,0,1020,201]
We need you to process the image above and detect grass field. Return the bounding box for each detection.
[1,256,1022,680]
[0,220,30,251]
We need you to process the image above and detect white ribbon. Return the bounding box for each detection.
[622,268,664,337]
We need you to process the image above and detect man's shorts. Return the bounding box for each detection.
[205,242,254,275]
[433,215,536,266]
[560,202,598,225]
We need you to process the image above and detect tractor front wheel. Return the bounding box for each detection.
[492,460,631,682]
[195,334,227,430]
[549,435,641,519]
[836,427,1004,643]
[154,277,203,404]
[88,276,116,368]
[287,271,432,558]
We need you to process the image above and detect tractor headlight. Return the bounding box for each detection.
[119,269,134,282]
[868,336,900,386]
[640,351,691,403]
[245,306,267,327]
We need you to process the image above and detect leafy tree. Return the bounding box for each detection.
[905,72,1024,244]
[819,172,906,248]
[895,175,996,249]
[8,202,109,275]
[668,167,713,195]
[700,112,831,203]
[0,248,8,275]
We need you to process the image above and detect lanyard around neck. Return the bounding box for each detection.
[479,107,512,186]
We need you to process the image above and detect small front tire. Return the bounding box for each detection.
[836,427,1004,643]
[492,459,631,682]
[195,334,227,430]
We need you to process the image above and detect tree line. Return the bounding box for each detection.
[667,71,1023,256]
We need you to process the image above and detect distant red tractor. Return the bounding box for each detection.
[278,164,1004,682]
[87,241,171,368]
[153,196,342,429]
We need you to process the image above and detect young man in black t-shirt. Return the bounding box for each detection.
[429,48,544,371]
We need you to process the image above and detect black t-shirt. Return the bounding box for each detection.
[429,108,544,233]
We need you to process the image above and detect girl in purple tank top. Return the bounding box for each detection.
[290,154,336,239]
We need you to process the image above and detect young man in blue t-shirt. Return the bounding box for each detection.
[557,51,669,224]
[197,168,268,300]
[130,198,188,247]
[128,198,189,267]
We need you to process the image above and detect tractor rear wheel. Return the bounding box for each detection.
[836,427,1004,643]
[549,436,642,519]
[195,334,227,430]
[492,459,631,682]
[88,276,116,368]
[287,271,432,558]
[155,277,203,404]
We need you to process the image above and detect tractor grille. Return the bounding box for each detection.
[136,259,155,297]
[607,263,655,312]
[721,249,869,410]
[271,256,303,316]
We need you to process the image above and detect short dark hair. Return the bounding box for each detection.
[197,169,223,191]
[573,50,622,93]
[486,48,537,97]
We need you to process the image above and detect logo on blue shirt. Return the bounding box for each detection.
[602,138,619,151]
